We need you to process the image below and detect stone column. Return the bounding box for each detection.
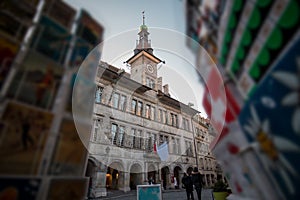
[167,172,172,189]
[144,163,148,184]
[157,164,161,183]
[179,172,184,188]
[143,171,148,185]
[118,171,124,190]
[94,171,107,197]
[122,172,131,192]
[204,173,208,187]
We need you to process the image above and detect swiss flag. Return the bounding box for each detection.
[202,67,241,148]
[202,67,226,134]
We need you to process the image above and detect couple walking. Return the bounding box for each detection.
[182,167,203,200]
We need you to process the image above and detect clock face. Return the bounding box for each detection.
[147,64,154,73]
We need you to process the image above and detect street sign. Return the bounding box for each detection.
[137,184,162,200]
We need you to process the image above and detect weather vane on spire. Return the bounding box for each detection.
[142,11,145,25]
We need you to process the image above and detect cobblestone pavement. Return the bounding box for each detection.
[95,188,214,200]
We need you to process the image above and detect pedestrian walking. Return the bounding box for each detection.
[174,177,178,189]
[182,172,194,200]
[192,167,202,200]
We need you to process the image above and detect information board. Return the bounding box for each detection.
[137,184,162,200]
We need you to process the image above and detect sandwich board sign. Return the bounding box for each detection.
[137,184,162,200]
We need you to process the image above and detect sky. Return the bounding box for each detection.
[64,0,208,118]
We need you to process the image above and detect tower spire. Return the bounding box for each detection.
[142,11,145,25]
[134,12,153,55]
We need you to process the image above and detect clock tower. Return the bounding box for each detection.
[125,12,164,91]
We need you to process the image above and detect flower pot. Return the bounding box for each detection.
[213,192,228,200]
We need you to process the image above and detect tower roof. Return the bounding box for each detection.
[134,11,153,55]
[125,49,162,64]
[140,24,148,31]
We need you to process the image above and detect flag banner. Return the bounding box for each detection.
[153,142,157,152]
[157,142,169,161]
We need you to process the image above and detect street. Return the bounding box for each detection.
[96,188,214,200]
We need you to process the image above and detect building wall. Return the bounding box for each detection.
[88,65,218,197]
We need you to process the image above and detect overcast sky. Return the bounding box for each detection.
[64,0,208,117]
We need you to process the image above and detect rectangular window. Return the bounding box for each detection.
[95,86,103,103]
[151,133,156,152]
[197,142,200,153]
[170,113,178,127]
[151,106,155,120]
[196,128,200,137]
[158,109,163,122]
[146,77,150,87]
[205,144,209,153]
[131,129,136,148]
[111,124,118,145]
[150,79,155,89]
[118,126,125,146]
[131,99,137,114]
[137,101,143,116]
[146,77,155,89]
[146,132,151,152]
[120,95,127,111]
[183,118,186,130]
[185,140,193,156]
[189,141,193,156]
[112,92,120,109]
[164,111,167,124]
[93,119,99,141]
[145,104,151,119]
[183,118,190,131]
[138,130,143,149]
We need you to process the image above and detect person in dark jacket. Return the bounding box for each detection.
[192,167,202,200]
[182,172,194,200]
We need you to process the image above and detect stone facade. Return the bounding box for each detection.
[86,22,219,198]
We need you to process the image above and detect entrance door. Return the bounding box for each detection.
[161,166,170,190]
[130,164,142,190]
[174,166,182,189]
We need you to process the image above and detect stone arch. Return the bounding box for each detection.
[88,156,100,167]
[108,160,125,171]
[129,163,143,190]
[161,166,170,190]
[172,163,184,172]
[173,165,183,189]
[128,161,144,173]
[147,163,157,184]
[106,160,125,190]
[147,163,157,172]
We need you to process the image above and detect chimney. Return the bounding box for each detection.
[157,77,162,91]
[163,84,170,96]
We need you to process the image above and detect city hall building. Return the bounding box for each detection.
[86,20,219,197]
